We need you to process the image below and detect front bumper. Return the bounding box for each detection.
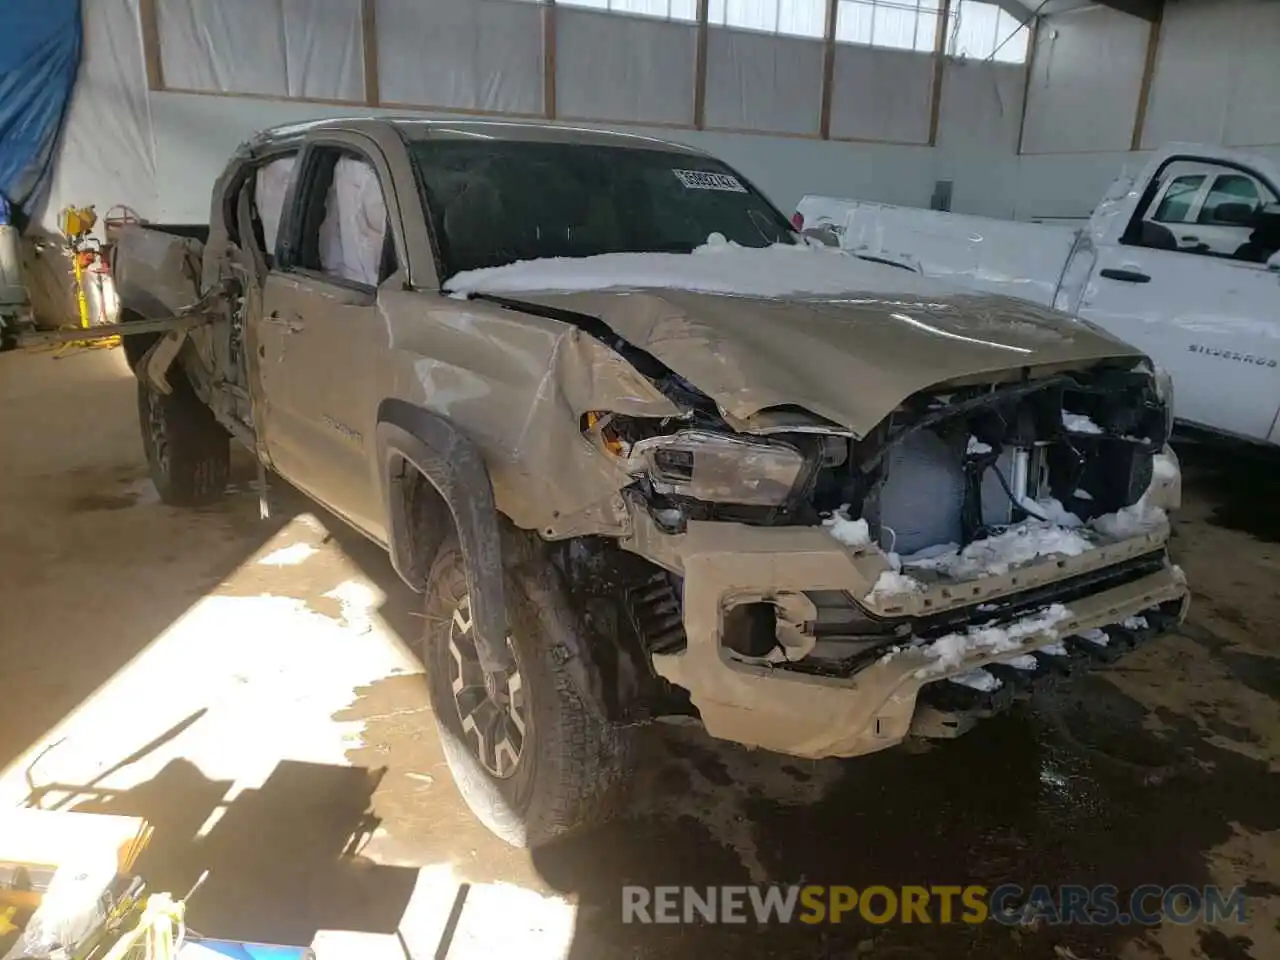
[625,506,1188,760]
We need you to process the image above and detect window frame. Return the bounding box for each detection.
[254,150,303,264]
[710,0,828,40]
[1121,154,1280,263]
[558,0,698,24]
[835,0,945,53]
[1150,173,1208,225]
[1197,173,1268,227]
[945,0,1029,63]
[221,143,302,258]
[277,138,399,296]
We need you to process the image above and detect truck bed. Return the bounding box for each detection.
[795,196,1079,308]
[136,222,210,244]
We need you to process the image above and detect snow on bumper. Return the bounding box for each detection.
[628,507,1188,761]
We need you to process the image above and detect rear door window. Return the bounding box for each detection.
[287,146,393,288]
[1198,174,1262,225]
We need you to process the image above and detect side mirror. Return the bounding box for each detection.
[801,223,842,248]
[1266,252,1280,273]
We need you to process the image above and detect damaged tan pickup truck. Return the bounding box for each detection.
[112,118,1188,847]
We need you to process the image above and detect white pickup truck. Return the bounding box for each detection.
[796,144,1280,445]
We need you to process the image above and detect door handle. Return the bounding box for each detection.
[1099,268,1151,284]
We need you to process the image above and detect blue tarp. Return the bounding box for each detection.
[0,0,82,226]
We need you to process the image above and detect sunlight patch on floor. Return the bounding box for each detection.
[0,512,419,809]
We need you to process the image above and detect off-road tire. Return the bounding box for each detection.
[137,370,230,507]
[422,537,639,847]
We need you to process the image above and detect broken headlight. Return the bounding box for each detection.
[1153,364,1175,441]
[627,430,809,506]
[1135,360,1175,442]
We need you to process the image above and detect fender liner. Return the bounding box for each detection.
[377,399,511,674]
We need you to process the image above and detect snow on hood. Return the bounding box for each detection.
[445,233,948,299]
[446,235,1143,439]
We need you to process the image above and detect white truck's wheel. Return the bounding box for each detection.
[421,537,638,847]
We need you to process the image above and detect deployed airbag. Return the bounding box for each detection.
[319,157,387,286]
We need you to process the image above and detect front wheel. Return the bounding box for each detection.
[137,371,230,507]
[421,537,639,847]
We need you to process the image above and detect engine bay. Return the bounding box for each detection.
[588,361,1171,560]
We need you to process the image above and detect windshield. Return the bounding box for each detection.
[407,139,797,277]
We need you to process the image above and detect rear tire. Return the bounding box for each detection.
[422,537,638,847]
[137,370,230,507]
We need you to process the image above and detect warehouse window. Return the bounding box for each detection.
[558,0,697,22]
[946,0,1029,63]
[709,0,827,38]
[835,0,942,52]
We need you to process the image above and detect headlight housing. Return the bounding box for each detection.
[1132,360,1175,443]
[626,429,809,506]
[1153,363,1175,440]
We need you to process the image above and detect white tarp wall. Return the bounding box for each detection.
[1020,5,1149,155]
[34,0,157,324]
[1141,0,1280,149]
[157,0,365,101]
[45,0,156,229]
[377,0,544,114]
[704,29,824,135]
[704,0,824,135]
[555,5,697,125]
[44,0,1040,240]
[45,0,1280,236]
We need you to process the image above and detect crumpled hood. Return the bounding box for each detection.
[504,289,1144,437]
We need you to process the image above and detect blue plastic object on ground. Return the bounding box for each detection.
[178,938,316,960]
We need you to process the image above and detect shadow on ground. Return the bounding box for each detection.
[67,757,417,945]
[1174,437,1280,543]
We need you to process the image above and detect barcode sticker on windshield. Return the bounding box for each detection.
[672,169,747,193]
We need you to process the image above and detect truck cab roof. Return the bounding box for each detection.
[252,116,707,155]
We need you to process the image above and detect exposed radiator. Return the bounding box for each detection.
[867,430,966,556]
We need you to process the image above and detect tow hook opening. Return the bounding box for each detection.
[723,601,778,658]
[720,594,818,664]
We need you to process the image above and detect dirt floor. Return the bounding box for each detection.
[0,345,1276,960]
